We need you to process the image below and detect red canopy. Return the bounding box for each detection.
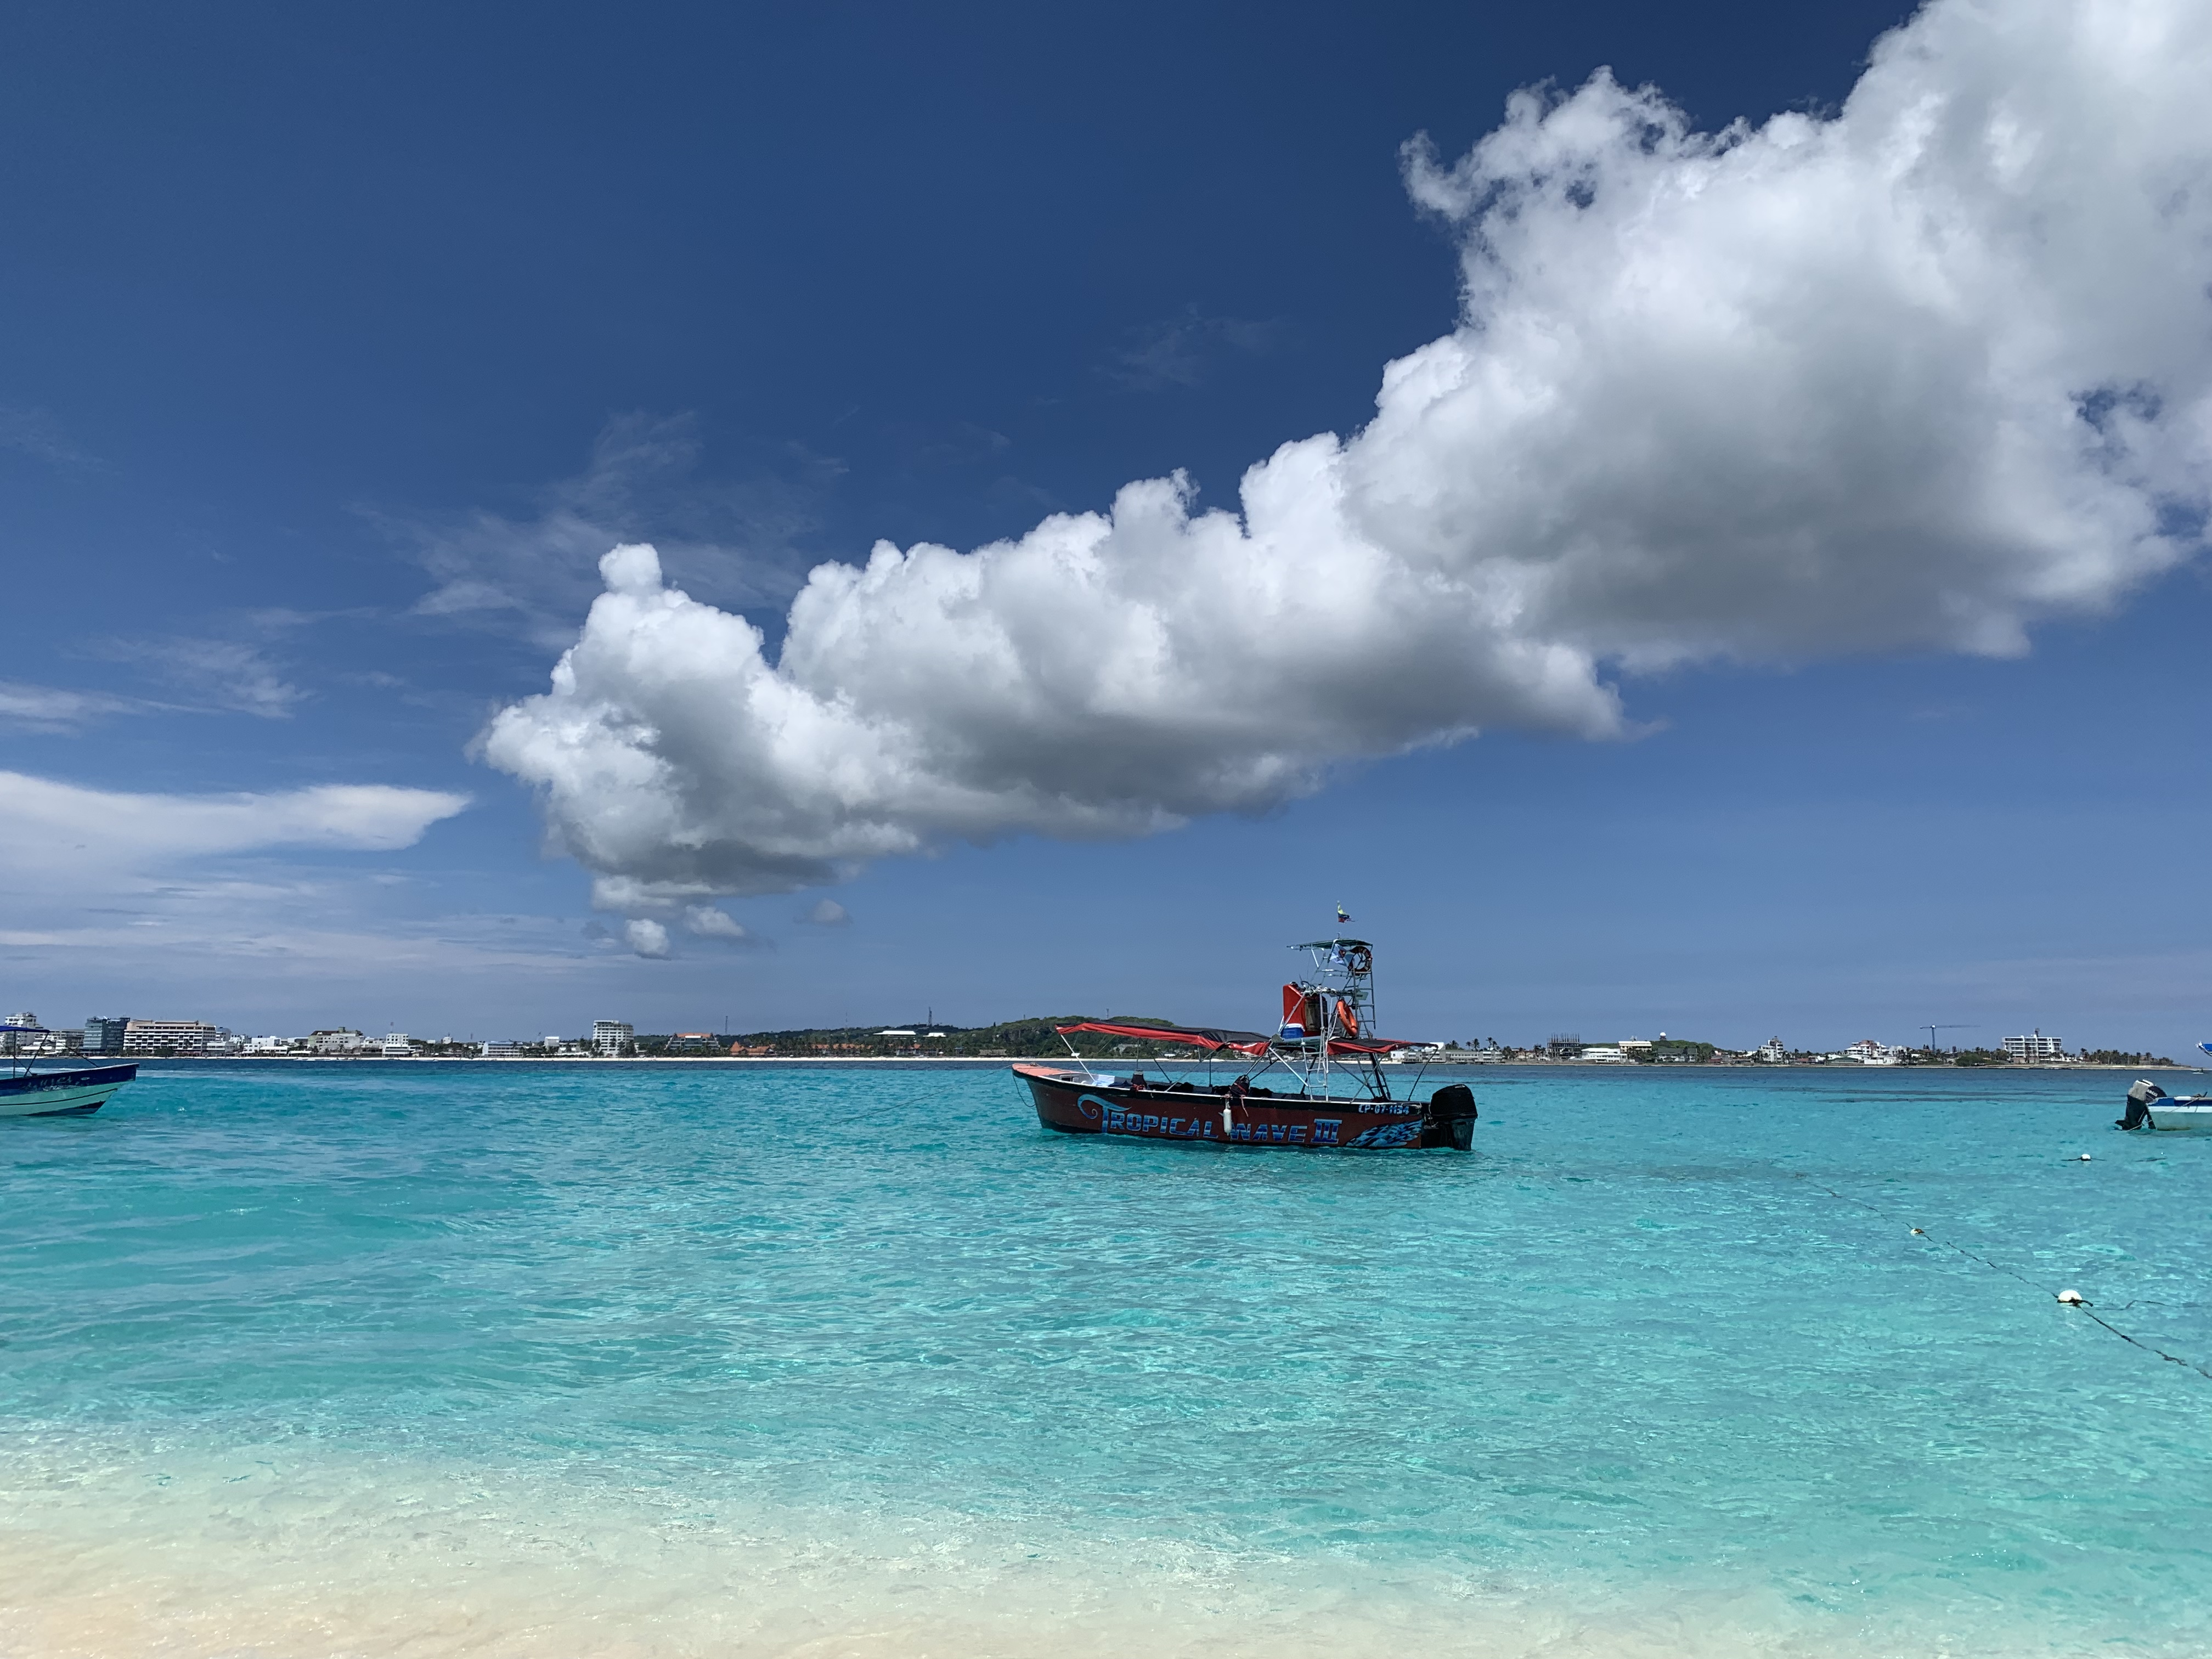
[1053,1020,1272,1058]
[1053,1020,1420,1059]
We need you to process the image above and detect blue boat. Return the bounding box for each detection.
[0,1023,136,1118]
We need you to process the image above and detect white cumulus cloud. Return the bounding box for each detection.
[683,904,758,943]
[622,917,672,958]
[483,0,2212,907]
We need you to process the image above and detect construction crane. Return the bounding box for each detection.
[1922,1023,1974,1052]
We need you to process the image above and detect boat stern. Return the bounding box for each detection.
[1421,1082,1479,1149]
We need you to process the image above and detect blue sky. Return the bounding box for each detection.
[1,0,2205,1053]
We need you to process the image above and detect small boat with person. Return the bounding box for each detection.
[2116,1048,2212,1130]
[1,1022,138,1118]
[1013,936,1479,1150]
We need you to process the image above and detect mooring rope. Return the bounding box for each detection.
[1792,1170,2212,1381]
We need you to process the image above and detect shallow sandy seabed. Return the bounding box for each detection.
[0,1435,2051,1659]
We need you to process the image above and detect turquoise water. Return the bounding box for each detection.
[3,1062,2209,1656]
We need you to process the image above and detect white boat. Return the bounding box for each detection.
[2117,1054,2212,1130]
[1,1023,137,1117]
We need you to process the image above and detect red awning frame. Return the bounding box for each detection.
[1054,1020,1418,1060]
[1053,1020,1272,1058]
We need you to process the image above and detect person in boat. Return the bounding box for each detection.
[1218,1073,1251,1136]
[2118,1077,2166,1130]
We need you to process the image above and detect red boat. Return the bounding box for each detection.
[1013,938,1478,1150]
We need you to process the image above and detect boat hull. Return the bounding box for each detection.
[0,1062,137,1118]
[1014,1064,1473,1150]
[2144,1098,2212,1131]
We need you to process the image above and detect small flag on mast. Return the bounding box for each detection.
[1335,904,1351,924]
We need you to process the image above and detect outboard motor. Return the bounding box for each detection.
[2118,1078,2166,1130]
[1427,1083,1478,1150]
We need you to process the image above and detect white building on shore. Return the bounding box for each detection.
[2004,1031,2067,1063]
[2,1015,82,1056]
[1844,1039,1906,1065]
[123,1019,225,1055]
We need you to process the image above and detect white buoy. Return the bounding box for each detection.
[2078,1153,2092,1161]
[2057,1289,2085,1305]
